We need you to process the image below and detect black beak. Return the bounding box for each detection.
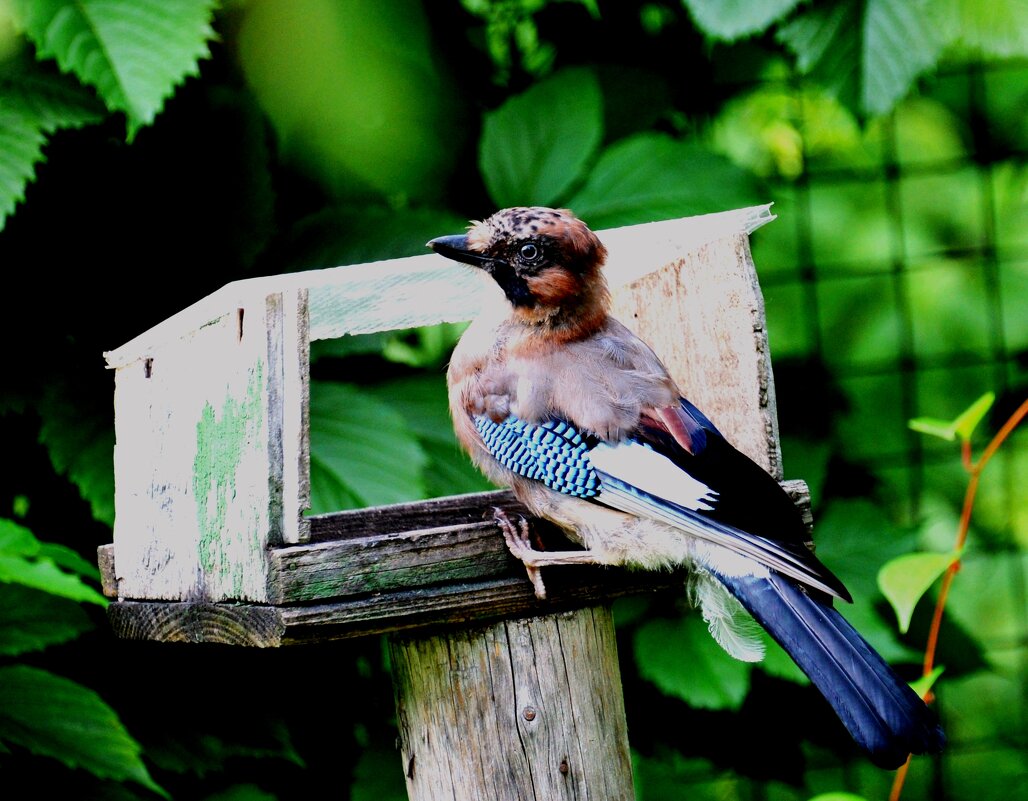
[426,234,495,269]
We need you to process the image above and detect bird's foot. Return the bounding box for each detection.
[493,507,549,600]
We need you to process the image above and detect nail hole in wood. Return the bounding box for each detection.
[143,358,153,378]
[237,308,245,342]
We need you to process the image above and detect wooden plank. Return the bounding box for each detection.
[391,607,634,801]
[267,288,311,545]
[306,489,517,542]
[111,302,278,603]
[101,481,809,608]
[104,567,687,647]
[107,600,285,647]
[612,232,782,477]
[103,206,775,368]
[267,521,510,604]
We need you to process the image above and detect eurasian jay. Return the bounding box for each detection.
[428,206,944,769]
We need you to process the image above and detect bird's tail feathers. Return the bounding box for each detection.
[689,571,766,662]
[715,570,945,769]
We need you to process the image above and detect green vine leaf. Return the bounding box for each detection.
[479,67,603,208]
[682,0,803,42]
[909,665,945,698]
[909,391,995,442]
[14,0,217,137]
[0,665,165,795]
[777,0,943,117]
[878,551,959,634]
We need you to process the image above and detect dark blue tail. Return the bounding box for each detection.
[717,571,945,768]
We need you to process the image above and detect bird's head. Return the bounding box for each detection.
[428,207,609,334]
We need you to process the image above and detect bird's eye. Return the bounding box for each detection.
[519,243,540,262]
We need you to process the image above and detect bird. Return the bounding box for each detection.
[427,206,945,769]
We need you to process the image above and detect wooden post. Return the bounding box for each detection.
[392,607,633,801]
[98,206,797,801]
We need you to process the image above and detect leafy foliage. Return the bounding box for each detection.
[0,584,92,656]
[634,615,752,710]
[480,67,603,207]
[0,519,106,605]
[777,0,943,117]
[0,71,102,227]
[15,0,217,137]
[0,665,164,795]
[682,0,802,42]
[308,381,428,513]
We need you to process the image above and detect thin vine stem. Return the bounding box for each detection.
[889,396,1028,801]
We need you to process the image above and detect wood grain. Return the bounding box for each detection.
[391,607,635,801]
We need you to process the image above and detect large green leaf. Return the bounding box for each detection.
[366,375,495,498]
[682,0,803,42]
[0,584,93,656]
[0,519,107,606]
[634,614,752,710]
[930,0,1028,58]
[15,0,217,137]
[567,133,758,229]
[480,67,603,208]
[308,381,428,514]
[38,385,115,526]
[0,71,102,228]
[0,665,164,795]
[777,0,943,117]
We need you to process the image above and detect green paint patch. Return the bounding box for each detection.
[193,362,265,598]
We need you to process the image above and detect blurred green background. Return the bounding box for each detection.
[0,1,1024,799]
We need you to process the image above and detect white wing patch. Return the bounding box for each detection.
[589,441,718,511]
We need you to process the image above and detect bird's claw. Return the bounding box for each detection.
[493,507,548,600]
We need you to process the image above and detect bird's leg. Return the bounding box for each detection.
[493,507,602,600]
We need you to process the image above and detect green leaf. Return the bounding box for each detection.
[349,745,409,801]
[953,391,996,440]
[0,71,102,228]
[0,665,165,795]
[930,0,1028,59]
[634,614,752,710]
[0,584,93,656]
[203,786,279,801]
[878,551,959,634]
[38,385,115,526]
[15,0,217,137]
[808,794,872,801]
[0,519,107,605]
[308,381,428,514]
[682,0,803,42]
[480,67,603,207]
[365,375,495,498]
[909,665,945,698]
[909,391,995,442]
[568,133,758,229]
[777,0,943,117]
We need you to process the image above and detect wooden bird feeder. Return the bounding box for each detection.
[98,205,808,801]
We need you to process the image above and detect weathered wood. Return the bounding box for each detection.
[611,234,781,476]
[391,606,634,801]
[103,206,775,367]
[107,600,285,647]
[105,569,686,647]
